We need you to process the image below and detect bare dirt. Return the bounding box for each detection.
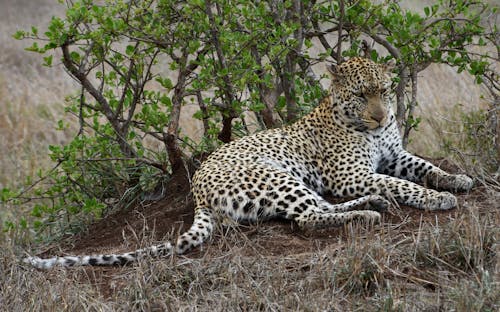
[35,158,495,298]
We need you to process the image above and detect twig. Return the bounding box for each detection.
[336,0,345,63]
[403,66,418,147]
[61,42,137,158]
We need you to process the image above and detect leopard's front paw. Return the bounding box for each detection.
[451,174,473,192]
[353,210,382,224]
[425,192,457,210]
[365,195,390,212]
[425,171,473,192]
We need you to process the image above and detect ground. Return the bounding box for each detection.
[22,158,497,310]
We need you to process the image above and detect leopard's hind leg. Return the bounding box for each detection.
[282,196,384,229]
[175,207,216,253]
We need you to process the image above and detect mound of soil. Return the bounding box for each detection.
[65,169,195,256]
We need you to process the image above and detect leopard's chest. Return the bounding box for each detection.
[313,123,401,182]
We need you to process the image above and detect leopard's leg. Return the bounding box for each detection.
[423,168,473,193]
[335,172,458,210]
[267,186,387,227]
[379,151,473,192]
[275,193,383,228]
[175,207,215,254]
[293,208,381,229]
[194,163,385,230]
[318,195,390,213]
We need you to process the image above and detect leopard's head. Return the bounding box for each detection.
[328,57,395,131]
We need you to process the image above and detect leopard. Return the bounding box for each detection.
[24,57,473,269]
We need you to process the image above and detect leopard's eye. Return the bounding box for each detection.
[354,90,364,97]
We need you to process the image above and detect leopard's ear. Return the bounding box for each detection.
[381,58,396,73]
[381,59,397,83]
[327,63,344,83]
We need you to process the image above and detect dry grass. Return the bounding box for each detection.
[1,189,498,311]
[0,0,76,190]
[0,0,78,239]
[0,0,498,311]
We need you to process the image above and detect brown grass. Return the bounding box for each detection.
[0,0,76,190]
[1,181,498,311]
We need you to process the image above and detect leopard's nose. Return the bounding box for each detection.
[371,109,386,123]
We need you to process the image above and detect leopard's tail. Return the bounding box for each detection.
[23,242,175,269]
[23,207,216,269]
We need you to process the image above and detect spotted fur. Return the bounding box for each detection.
[24,57,473,269]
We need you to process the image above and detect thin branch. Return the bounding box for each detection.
[7,160,64,203]
[61,42,137,158]
[124,49,160,136]
[77,157,166,172]
[78,87,85,136]
[311,20,336,61]
[196,90,210,136]
[116,42,140,119]
[422,17,478,32]
[403,67,418,147]
[205,0,238,142]
[368,33,402,59]
[336,0,345,63]
[305,26,340,38]
[439,48,499,62]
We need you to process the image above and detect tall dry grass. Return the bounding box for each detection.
[0,0,76,190]
[0,0,79,238]
[1,192,498,310]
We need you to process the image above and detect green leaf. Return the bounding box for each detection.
[33,220,43,230]
[156,77,173,90]
[125,45,135,56]
[1,188,13,202]
[159,95,172,107]
[431,4,439,15]
[43,55,53,67]
[3,221,15,232]
[19,218,27,229]
[13,30,26,40]
[193,110,204,120]
[25,42,41,53]
[424,6,430,17]
[249,101,265,112]
[56,120,65,130]
[70,51,81,62]
[31,205,43,218]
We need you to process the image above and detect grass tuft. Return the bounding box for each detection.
[415,206,497,274]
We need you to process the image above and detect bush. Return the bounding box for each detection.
[3,0,498,237]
